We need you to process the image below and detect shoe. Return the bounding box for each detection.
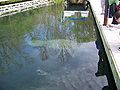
[118,47,120,51]
[95,72,105,77]
[101,13,104,15]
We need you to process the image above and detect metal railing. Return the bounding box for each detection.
[0,0,54,17]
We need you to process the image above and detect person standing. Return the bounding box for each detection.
[103,0,119,26]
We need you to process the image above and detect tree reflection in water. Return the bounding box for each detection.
[39,45,73,62]
[27,38,77,62]
[39,46,48,61]
[58,48,72,62]
[0,4,96,76]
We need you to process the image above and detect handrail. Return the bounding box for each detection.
[0,0,54,17]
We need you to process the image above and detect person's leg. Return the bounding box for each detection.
[103,0,109,26]
[109,3,117,18]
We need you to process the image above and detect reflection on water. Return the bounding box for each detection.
[95,39,106,77]
[0,4,113,90]
[95,32,117,90]
[27,39,77,61]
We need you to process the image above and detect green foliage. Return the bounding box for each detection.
[52,0,64,4]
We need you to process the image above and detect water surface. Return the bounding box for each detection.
[0,4,112,90]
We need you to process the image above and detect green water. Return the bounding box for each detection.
[0,4,115,90]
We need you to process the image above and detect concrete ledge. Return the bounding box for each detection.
[89,0,120,89]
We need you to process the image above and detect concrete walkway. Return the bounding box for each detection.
[89,0,120,89]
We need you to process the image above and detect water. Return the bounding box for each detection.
[0,4,116,90]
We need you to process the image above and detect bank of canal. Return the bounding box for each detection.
[0,4,116,90]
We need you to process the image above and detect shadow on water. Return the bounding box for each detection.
[95,31,117,90]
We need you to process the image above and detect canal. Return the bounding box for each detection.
[0,4,117,90]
